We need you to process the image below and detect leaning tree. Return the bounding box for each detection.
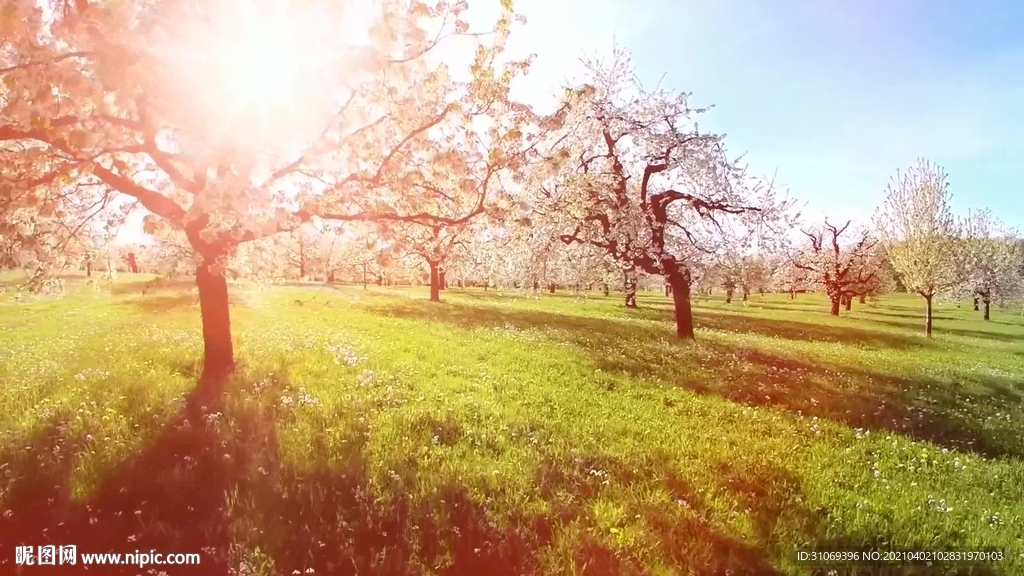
[528,50,790,338]
[1,0,545,391]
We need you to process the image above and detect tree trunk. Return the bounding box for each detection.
[428,260,441,302]
[665,284,672,297]
[725,289,733,304]
[859,294,866,304]
[86,261,92,277]
[924,294,934,337]
[742,290,748,302]
[790,289,795,300]
[845,295,852,311]
[983,298,990,321]
[829,296,841,316]
[668,271,695,340]
[624,271,637,308]
[362,263,367,290]
[439,270,446,291]
[973,297,979,311]
[603,283,610,296]
[196,260,234,386]
[548,283,556,294]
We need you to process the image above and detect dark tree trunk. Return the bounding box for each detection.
[845,295,852,311]
[86,261,92,277]
[362,263,367,290]
[548,283,556,294]
[790,289,795,300]
[624,271,637,308]
[668,270,694,340]
[742,290,748,302]
[603,283,610,296]
[725,289,733,304]
[665,284,672,296]
[859,294,866,304]
[829,296,841,316]
[196,260,234,386]
[428,260,441,302]
[924,293,934,337]
[533,280,540,291]
[983,298,990,321]
[972,297,979,311]
[376,274,383,286]
[439,270,446,291]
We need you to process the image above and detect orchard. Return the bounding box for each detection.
[2,1,1023,574]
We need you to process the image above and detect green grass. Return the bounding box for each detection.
[1,274,1022,575]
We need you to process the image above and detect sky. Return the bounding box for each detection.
[117,0,1024,243]
[504,0,1024,229]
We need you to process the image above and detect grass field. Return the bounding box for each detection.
[1,274,1022,575]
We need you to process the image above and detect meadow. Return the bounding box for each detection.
[1,274,1022,575]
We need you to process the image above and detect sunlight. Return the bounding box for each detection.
[154,0,377,152]
[210,7,304,115]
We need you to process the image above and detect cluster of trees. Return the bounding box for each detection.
[2,0,1022,392]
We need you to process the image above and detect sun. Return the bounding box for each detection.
[151,0,378,151]
[209,6,307,115]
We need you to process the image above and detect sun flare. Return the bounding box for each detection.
[153,0,374,149]
[210,9,304,114]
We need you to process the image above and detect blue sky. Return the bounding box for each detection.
[513,0,1024,228]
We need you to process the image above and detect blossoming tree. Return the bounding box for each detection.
[1,0,544,388]
[529,49,791,338]
[873,159,963,336]
[792,219,880,316]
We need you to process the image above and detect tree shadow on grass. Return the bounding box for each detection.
[107,278,196,296]
[533,451,794,575]
[0,404,239,575]
[366,300,1023,459]
[117,292,250,314]
[628,306,929,350]
[0,376,798,576]
[865,317,1024,343]
[857,308,956,321]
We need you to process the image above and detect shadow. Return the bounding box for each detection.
[695,310,926,350]
[619,304,928,350]
[2,366,1014,574]
[858,308,956,321]
[118,292,251,315]
[0,378,790,575]
[866,318,1023,342]
[939,327,1023,343]
[534,452,788,575]
[365,300,1023,459]
[0,404,243,575]
[126,293,199,313]
[107,278,195,296]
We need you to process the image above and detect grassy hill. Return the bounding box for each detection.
[1,275,1022,575]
